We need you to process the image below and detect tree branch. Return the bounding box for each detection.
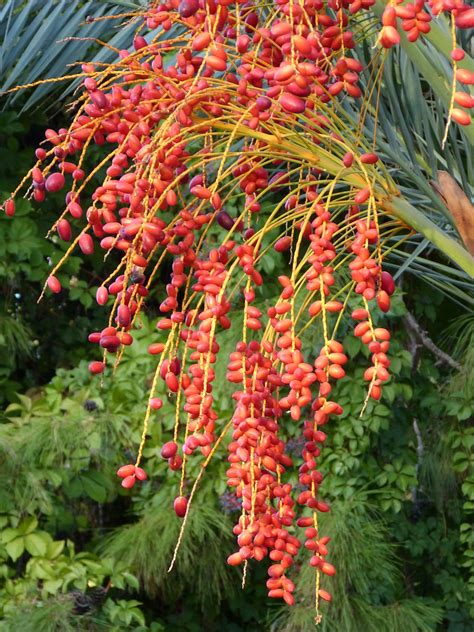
[404,310,462,371]
[412,418,424,507]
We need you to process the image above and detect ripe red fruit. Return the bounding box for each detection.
[96,287,109,305]
[379,25,400,48]
[227,552,243,566]
[360,152,379,164]
[274,236,291,252]
[100,334,119,350]
[45,172,65,193]
[216,211,234,230]
[456,68,474,85]
[179,0,199,18]
[382,6,396,26]
[121,475,136,489]
[377,290,391,312]
[280,93,306,114]
[168,455,182,471]
[256,95,271,111]
[148,343,165,355]
[317,501,331,512]
[117,332,133,345]
[134,467,147,481]
[117,464,136,478]
[451,109,471,126]
[192,32,211,51]
[47,275,61,293]
[455,9,474,29]
[352,308,369,320]
[133,36,147,51]
[320,561,336,576]
[88,361,105,374]
[283,592,295,606]
[79,233,94,255]
[451,48,465,62]
[343,152,354,167]
[73,169,85,181]
[380,271,395,295]
[161,441,178,459]
[454,92,474,109]
[117,304,131,327]
[374,327,391,341]
[32,167,43,183]
[174,496,188,517]
[207,55,227,72]
[166,372,179,392]
[319,589,332,602]
[4,199,15,216]
[57,219,72,241]
[371,384,382,400]
[68,201,83,218]
[169,358,181,375]
[150,397,163,410]
[328,365,345,379]
[354,187,370,204]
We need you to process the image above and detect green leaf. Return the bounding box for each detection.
[89,432,102,451]
[43,579,64,594]
[382,196,474,277]
[46,539,65,560]
[123,572,139,590]
[343,334,362,358]
[81,472,108,503]
[0,0,146,111]
[5,537,25,561]
[1,527,19,544]
[18,516,38,535]
[25,533,48,557]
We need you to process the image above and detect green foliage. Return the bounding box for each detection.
[271,501,442,632]
[105,490,237,610]
[0,596,84,632]
[0,111,115,401]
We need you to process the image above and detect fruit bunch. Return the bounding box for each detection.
[2,0,472,620]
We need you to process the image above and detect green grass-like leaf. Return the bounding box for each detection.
[103,486,237,613]
[270,496,443,631]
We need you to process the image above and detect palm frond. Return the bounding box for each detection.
[349,27,474,304]
[0,1,140,111]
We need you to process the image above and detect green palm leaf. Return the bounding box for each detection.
[0,1,141,110]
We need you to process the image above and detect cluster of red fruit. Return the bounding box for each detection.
[3,0,472,616]
[379,1,473,125]
[380,0,473,46]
